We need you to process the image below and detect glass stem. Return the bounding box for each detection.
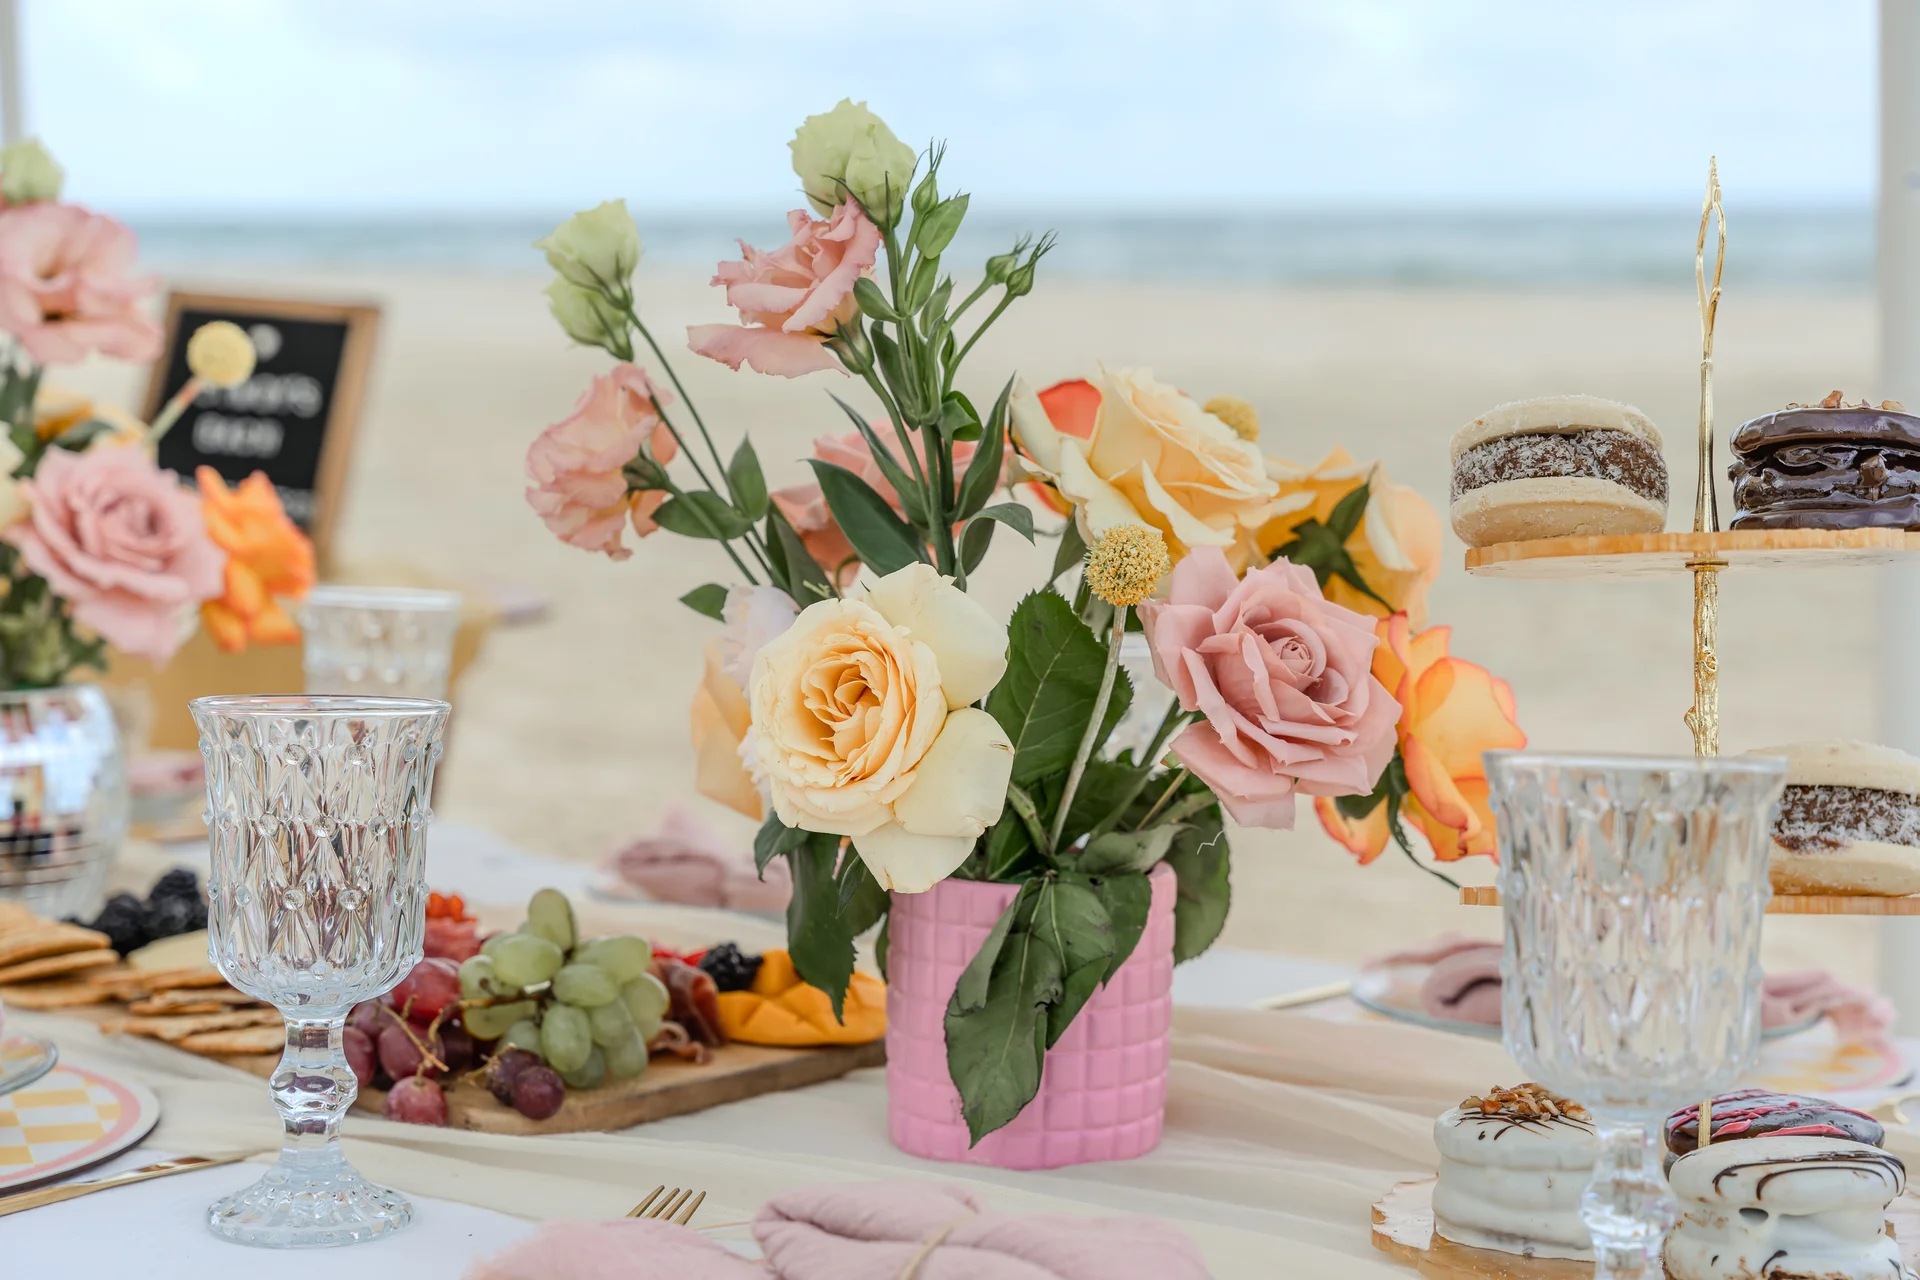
[1582,1115,1677,1279]
[271,1016,356,1172]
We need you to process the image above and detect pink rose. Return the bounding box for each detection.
[525,363,679,560]
[6,445,224,662]
[1138,547,1399,829]
[687,202,879,378]
[0,203,160,366]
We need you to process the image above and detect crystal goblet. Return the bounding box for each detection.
[301,585,462,699]
[1487,750,1784,1280]
[192,695,449,1248]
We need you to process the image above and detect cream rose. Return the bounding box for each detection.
[1010,365,1279,570]
[749,563,1012,893]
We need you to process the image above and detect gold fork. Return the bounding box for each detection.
[628,1184,706,1225]
[0,1154,249,1217]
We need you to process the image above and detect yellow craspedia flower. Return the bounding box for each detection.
[1203,395,1259,442]
[186,321,257,389]
[1085,523,1170,608]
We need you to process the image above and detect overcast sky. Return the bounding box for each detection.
[25,0,1878,214]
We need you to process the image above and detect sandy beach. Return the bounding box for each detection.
[61,264,1886,983]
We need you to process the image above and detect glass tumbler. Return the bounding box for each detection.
[1488,750,1784,1280]
[192,695,449,1248]
[302,585,462,699]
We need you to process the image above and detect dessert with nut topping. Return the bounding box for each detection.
[1431,1083,1597,1260]
[1729,390,1920,530]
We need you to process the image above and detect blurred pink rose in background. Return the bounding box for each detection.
[525,362,679,559]
[1138,547,1399,829]
[687,202,878,378]
[0,203,160,365]
[6,446,223,662]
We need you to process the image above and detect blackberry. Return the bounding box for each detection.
[147,868,202,903]
[143,892,207,940]
[697,942,762,992]
[86,892,150,955]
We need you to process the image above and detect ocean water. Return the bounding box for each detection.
[125,206,1874,291]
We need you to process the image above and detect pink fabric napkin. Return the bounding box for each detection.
[1763,969,1896,1050]
[464,1219,763,1279]
[602,806,790,913]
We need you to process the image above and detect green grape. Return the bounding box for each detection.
[489,932,565,988]
[551,963,618,1008]
[458,954,506,1000]
[560,1044,606,1090]
[524,887,577,953]
[619,973,670,1039]
[573,935,650,984]
[603,1027,648,1080]
[462,998,538,1041]
[540,1003,593,1074]
[500,1019,543,1054]
[587,998,634,1047]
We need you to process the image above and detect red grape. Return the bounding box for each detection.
[438,1023,474,1074]
[347,1000,385,1038]
[344,1026,376,1088]
[387,957,461,1022]
[424,916,482,962]
[376,1020,437,1081]
[382,1076,447,1126]
[486,1048,541,1104]
[511,1065,565,1121]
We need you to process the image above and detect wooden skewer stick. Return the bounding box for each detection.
[1700,1095,1713,1148]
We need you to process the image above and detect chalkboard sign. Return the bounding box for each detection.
[143,291,380,565]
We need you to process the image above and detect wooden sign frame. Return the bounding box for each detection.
[141,290,381,569]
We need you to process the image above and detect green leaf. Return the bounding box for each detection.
[874,911,891,982]
[969,502,1035,543]
[1059,757,1143,851]
[903,254,939,314]
[1077,825,1178,876]
[1048,520,1088,585]
[809,460,926,576]
[835,848,889,937]
[983,813,1039,881]
[1090,870,1153,986]
[753,815,809,876]
[623,453,671,492]
[828,393,925,525]
[765,506,835,604]
[853,276,900,322]
[49,419,116,453]
[959,517,995,575]
[1326,480,1371,541]
[944,884,1058,1143]
[955,376,1012,520]
[987,591,1132,784]
[1164,803,1231,963]
[653,491,754,540]
[1031,876,1114,1047]
[727,439,769,520]
[871,330,919,419]
[922,279,953,329]
[938,391,983,443]
[786,832,856,1021]
[914,193,969,256]
[679,584,728,621]
[952,883,1032,1013]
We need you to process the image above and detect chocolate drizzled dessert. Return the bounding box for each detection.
[1729,391,1920,530]
[1664,1089,1883,1162]
[1747,740,1920,896]
[1430,1083,1598,1261]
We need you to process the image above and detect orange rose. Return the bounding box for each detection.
[1316,613,1526,862]
[197,467,315,653]
[1257,448,1442,629]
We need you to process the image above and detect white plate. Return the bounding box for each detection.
[0,1059,161,1191]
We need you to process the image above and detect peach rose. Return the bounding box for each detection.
[0,202,160,366]
[524,363,678,560]
[1258,448,1444,629]
[1010,366,1278,569]
[1138,546,1399,828]
[750,563,1012,892]
[691,586,799,822]
[687,202,879,378]
[1315,614,1527,862]
[6,446,224,662]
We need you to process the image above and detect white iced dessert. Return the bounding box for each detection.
[1664,1134,1906,1280]
[1431,1083,1597,1261]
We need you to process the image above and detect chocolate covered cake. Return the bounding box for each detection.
[1729,392,1920,530]
[1449,394,1668,547]
[1748,740,1920,895]
[1664,1090,1884,1164]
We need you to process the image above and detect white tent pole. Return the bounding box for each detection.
[0,0,21,145]
[1878,0,1920,1031]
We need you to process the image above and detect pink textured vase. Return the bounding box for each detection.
[885,866,1175,1169]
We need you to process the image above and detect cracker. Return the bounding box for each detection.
[0,901,39,933]
[178,1024,286,1055]
[0,924,109,968]
[0,948,120,984]
[0,980,115,1009]
[90,965,226,998]
[127,988,262,1015]
[107,1008,282,1042]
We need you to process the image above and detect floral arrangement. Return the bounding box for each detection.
[525,101,1523,1140]
[0,139,314,687]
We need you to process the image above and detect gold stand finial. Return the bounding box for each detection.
[1684,158,1728,759]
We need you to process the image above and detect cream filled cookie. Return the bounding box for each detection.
[1664,1134,1906,1280]
[1431,1083,1596,1260]
[1449,394,1668,546]
[1747,741,1920,896]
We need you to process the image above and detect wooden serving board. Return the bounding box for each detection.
[1463,527,1920,580]
[224,1036,886,1134]
[1372,1176,1920,1278]
[1460,885,1920,916]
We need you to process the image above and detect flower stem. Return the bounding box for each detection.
[1048,606,1127,851]
[1389,806,1461,891]
[1132,767,1190,831]
[147,376,204,444]
[1085,703,1195,843]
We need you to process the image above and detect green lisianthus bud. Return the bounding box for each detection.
[1005,261,1037,298]
[535,199,641,293]
[544,278,628,354]
[789,99,916,225]
[984,248,1021,285]
[911,172,939,218]
[0,138,62,205]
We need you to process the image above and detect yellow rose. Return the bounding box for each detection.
[750,563,1012,892]
[1258,447,1443,629]
[186,321,257,389]
[1010,366,1278,569]
[690,586,802,822]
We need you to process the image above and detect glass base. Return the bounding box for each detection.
[207,1156,412,1248]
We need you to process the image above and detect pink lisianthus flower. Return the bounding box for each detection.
[0,203,160,366]
[687,203,879,378]
[525,363,679,560]
[1137,547,1400,829]
[5,445,224,662]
